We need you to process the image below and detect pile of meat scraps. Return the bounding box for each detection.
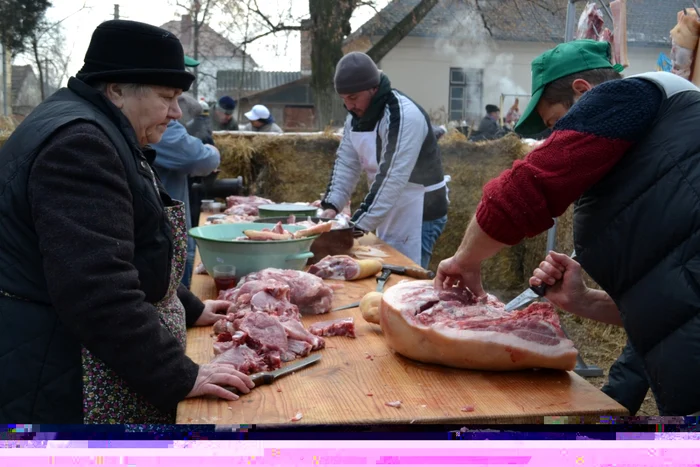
[210,268,354,373]
[576,1,628,68]
[224,195,273,216]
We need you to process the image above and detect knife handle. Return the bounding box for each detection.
[530,284,547,297]
[403,266,436,279]
[376,269,392,283]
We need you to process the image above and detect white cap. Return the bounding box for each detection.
[199,99,209,112]
[244,104,271,121]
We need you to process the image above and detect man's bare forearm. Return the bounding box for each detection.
[566,288,623,326]
[454,216,508,266]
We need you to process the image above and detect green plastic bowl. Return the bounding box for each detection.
[257,203,318,218]
[189,223,318,278]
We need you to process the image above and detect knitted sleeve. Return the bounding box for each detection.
[475,78,664,245]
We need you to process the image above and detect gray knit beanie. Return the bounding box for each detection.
[334,52,380,94]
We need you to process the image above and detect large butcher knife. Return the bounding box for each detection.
[222,353,321,394]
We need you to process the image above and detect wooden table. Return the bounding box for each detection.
[176,216,628,425]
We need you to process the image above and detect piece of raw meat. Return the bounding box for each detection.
[671,9,700,81]
[225,195,273,209]
[224,204,261,217]
[234,312,288,353]
[609,0,628,67]
[287,338,313,357]
[219,279,301,321]
[241,268,334,315]
[212,330,247,355]
[211,344,267,373]
[377,280,578,371]
[309,317,356,338]
[208,214,257,224]
[278,317,325,350]
[576,2,604,40]
[307,255,382,281]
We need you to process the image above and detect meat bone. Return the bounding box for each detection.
[504,250,604,378]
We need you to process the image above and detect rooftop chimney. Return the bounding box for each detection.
[300,19,312,76]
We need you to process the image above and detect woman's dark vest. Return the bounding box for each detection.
[573,71,700,415]
[0,78,173,423]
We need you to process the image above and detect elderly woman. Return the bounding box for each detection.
[0,19,253,424]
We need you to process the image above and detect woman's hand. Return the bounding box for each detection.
[186,363,255,400]
[193,300,230,326]
[320,209,337,219]
[529,251,589,313]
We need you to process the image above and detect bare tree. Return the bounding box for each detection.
[27,4,88,100]
[173,0,218,97]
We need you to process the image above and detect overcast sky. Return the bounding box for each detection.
[16,0,388,84]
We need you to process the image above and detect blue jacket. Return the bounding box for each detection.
[152,120,220,230]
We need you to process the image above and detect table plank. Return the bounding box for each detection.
[177,215,627,425]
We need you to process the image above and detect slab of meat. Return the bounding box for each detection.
[377,280,578,371]
[609,0,628,67]
[208,214,258,224]
[307,255,382,281]
[241,268,334,315]
[671,9,700,81]
[224,204,262,217]
[226,195,272,209]
[211,344,267,373]
[576,2,604,40]
[309,317,356,338]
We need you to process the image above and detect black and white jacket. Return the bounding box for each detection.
[322,80,448,232]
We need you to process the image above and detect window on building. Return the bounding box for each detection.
[448,68,483,123]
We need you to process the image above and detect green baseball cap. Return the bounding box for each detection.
[184,55,200,67]
[514,39,624,136]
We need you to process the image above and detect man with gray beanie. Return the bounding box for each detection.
[320,52,450,268]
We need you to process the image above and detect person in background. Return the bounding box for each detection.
[320,52,450,269]
[504,99,521,129]
[184,98,215,145]
[152,92,221,289]
[435,39,700,416]
[0,19,252,424]
[211,95,239,131]
[477,104,505,139]
[241,104,283,133]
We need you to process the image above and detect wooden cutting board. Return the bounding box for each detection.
[176,217,628,425]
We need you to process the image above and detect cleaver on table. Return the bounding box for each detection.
[221,353,321,394]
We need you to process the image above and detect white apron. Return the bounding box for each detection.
[351,126,449,265]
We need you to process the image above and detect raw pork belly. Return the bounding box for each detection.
[378,280,578,371]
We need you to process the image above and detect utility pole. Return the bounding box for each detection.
[114,4,120,20]
[2,42,7,116]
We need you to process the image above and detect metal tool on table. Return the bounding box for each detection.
[222,353,321,394]
[381,264,435,280]
[331,269,393,311]
[504,251,604,378]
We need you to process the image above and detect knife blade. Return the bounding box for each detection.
[504,286,546,312]
[381,264,435,279]
[504,250,577,312]
[222,353,321,393]
[375,268,392,292]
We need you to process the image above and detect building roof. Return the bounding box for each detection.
[160,16,258,67]
[348,0,684,47]
[216,70,303,96]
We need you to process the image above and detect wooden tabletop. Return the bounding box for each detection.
[176,215,628,425]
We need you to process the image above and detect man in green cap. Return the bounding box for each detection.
[434,39,700,416]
